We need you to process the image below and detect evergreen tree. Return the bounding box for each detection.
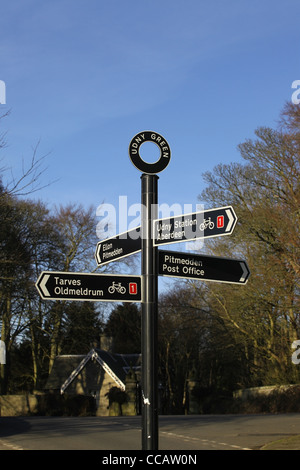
[104,303,141,353]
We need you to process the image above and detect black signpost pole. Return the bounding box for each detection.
[141,173,159,450]
[128,130,171,450]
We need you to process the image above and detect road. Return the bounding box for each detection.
[0,414,300,451]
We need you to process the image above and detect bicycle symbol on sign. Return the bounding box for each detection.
[199,217,214,231]
[108,282,126,294]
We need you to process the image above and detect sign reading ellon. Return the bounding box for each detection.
[95,227,141,266]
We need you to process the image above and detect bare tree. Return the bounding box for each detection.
[199,103,300,385]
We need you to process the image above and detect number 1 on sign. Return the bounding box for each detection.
[217,216,224,228]
[129,283,138,295]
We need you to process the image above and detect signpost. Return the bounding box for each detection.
[35,271,142,302]
[141,173,159,450]
[153,206,237,246]
[158,250,250,284]
[35,129,250,452]
[95,227,141,266]
[129,131,171,451]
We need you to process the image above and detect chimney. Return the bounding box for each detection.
[99,335,114,352]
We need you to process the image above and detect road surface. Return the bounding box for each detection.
[0,414,300,451]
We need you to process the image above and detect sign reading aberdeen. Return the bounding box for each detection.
[153,206,237,246]
[36,271,142,302]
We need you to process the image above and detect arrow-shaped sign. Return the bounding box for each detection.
[39,273,51,296]
[36,271,142,302]
[95,226,141,266]
[158,250,250,284]
[153,206,237,246]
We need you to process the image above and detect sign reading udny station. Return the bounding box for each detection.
[153,205,237,245]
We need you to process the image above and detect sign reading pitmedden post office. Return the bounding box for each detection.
[158,250,250,284]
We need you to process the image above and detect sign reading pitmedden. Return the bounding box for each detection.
[36,271,142,302]
[153,206,237,246]
[95,227,141,266]
[158,250,250,284]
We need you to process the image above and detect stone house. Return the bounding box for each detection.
[45,340,141,416]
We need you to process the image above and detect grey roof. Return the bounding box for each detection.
[45,349,141,393]
[95,349,141,384]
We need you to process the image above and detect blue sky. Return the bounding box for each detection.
[1,0,299,238]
